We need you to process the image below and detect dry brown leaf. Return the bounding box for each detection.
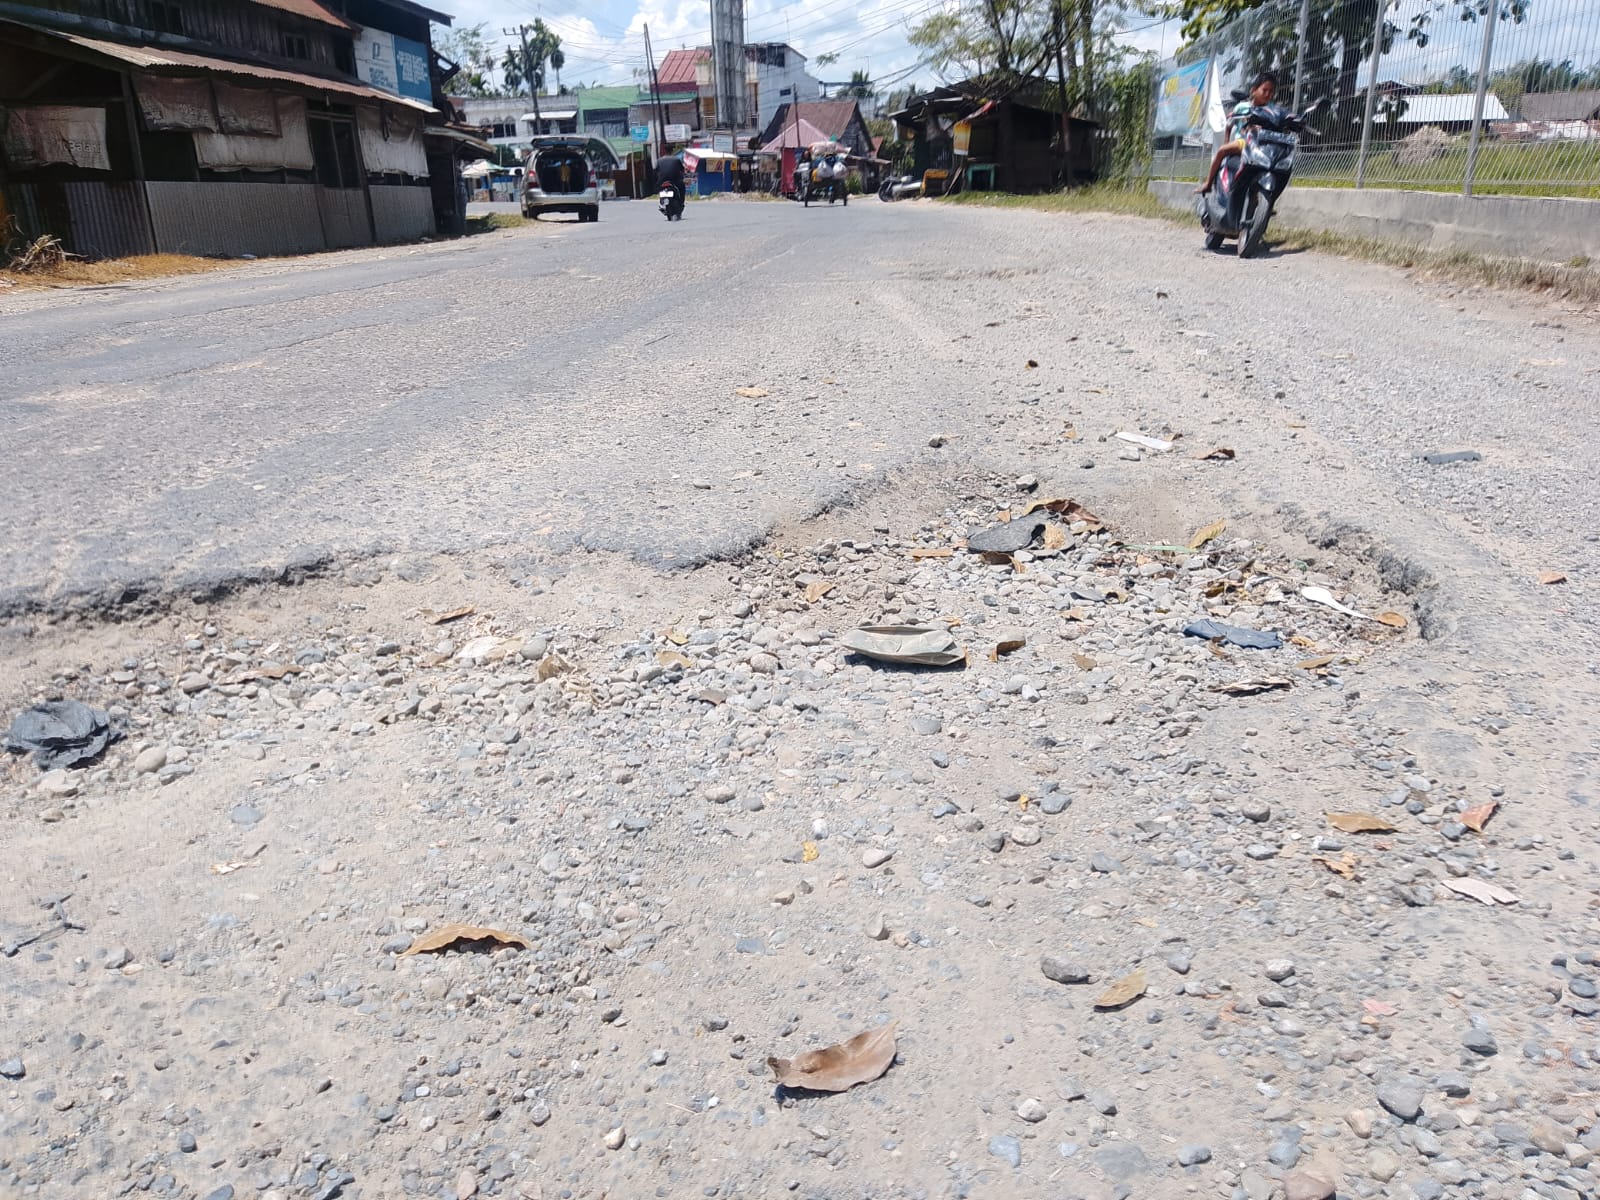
[995,509,1012,523]
[734,386,769,398]
[220,663,302,685]
[423,605,475,625]
[804,581,835,604]
[1042,523,1069,551]
[1296,655,1337,670]
[767,1023,897,1093]
[1376,612,1408,629]
[662,628,690,646]
[909,548,953,560]
[1073,653,1097,671]
[1206,641,1228,660]
[1326,812,1398,834]
[1312,852,1358,879]
[1538,570,1567,585]
[1204,579,1241,598]
[1023,499,1104,531]
[1062,424,1080,440]
[1458,800,1498,832]
[656,650,694,670]
[1441,877,1520,906]
[1288,635,1316,649]
[1198,447,1236,461]
[536,654,572,682]
[400,923,532,957]
[979,550,1016,568]
[989,637,1026,663]
[801,841,819,863]
[1094,968,1147,1010]
[1212,677,1291,696]
[1189,519,1226,550]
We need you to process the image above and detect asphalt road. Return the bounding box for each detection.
[2,192,1597,620]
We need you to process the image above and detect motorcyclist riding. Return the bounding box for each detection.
[1197,70,1278,195]
[656,148,686,219]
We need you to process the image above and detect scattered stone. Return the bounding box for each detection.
[603,1126,626,1150]
[133,746,168,774]
[988,1135,1022,1169]
[1177,1144,1211,1166]
[705,783,737,804]
[1016,1098,1047,1123]
[1263,959,1296,982]
[1461,1025,1498,1056]
[862,848,893,869]
[866,914,889,941]
[1040,956,1090,985]
[1283,1168,1336,1200]
[1376,1079,1424,1123]
[1086,1088,1117,1116]
[1242,800,1271,822]
[1089,852,1123,874]
[0,1058,24,1079]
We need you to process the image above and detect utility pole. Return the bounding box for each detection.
[643,23,667,158]
[1052,0,1071,185]
[502,25,541,134]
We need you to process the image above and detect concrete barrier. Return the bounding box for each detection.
[1148,179,1598,264]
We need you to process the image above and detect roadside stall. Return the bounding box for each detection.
[683,148,738,196]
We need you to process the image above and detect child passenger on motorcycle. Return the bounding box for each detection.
[1196,70,1278,195]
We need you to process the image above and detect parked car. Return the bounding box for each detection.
[522,137,600,222]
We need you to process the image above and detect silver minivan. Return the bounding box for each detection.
[521,136,602,223]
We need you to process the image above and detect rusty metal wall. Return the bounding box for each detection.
[369,184,433,243]
[145,181,325,257]
[316,188,373,249]
[2,182,154,259]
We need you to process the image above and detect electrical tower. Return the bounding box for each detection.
[709,0,746,129]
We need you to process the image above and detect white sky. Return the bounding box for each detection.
[435,0,1183,92]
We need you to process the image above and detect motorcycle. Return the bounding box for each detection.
[1197,94,1324,258]
[877,173,921,202]
[802,152,849,207]
[658,182,684,221]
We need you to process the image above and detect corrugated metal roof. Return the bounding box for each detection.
[1520,89,1600,122]
[657,48,707,90]
[1385,92,1507,124]
[248,0,352,31]
[6,20,436,113]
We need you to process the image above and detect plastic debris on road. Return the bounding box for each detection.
[4,700,122,770]
[840,625,966,667]
[1182,619,1282,650]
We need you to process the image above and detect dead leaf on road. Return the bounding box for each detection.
[1073,653,1097,671]
[909,548,953,560]
[989,637,1026,663]
[656,650,694,670]
[1214,677,1291,696]
[1326,812,1398,834]
[422,605,475,625]
[801,841,819,863]
[1538,570,1568,585]
[1312,852,1358,879]
[1376,612,1408,629]
[400,923,532,957]
[734,386,770,398]
[768,1023,897,1093]
[661,628,690,646]
[1189,519,1226,549]
[1094,968,1147,1010]
[536,654,572,682]
[220,663,302,685]
[804,581,835,604]
[1441,877,1519,906]
[1019,497,1105,530]
[1459,801,1498,832]
[1198,447,1235,461]
[1042,523,1069,551]
[1296,655,1337,671]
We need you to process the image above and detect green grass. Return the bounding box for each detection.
[947,185,1600,303]
[466,212,529,234]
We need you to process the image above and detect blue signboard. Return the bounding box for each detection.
[356,27,434,105]
[630,125,651,143]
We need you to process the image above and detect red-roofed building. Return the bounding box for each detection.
[656,47,708,92]
[758,100,872,159]
[641,41,819,135]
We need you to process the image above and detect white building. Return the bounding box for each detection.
[451,95,578,158]
[748,43,821,133]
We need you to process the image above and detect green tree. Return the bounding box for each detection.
[846,69,876,100]
[503,19,566,126]
[434,22,501,96]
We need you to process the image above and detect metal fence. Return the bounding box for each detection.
[1151,0,1600,196]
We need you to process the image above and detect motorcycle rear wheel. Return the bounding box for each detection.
[1204,231,1225,251]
